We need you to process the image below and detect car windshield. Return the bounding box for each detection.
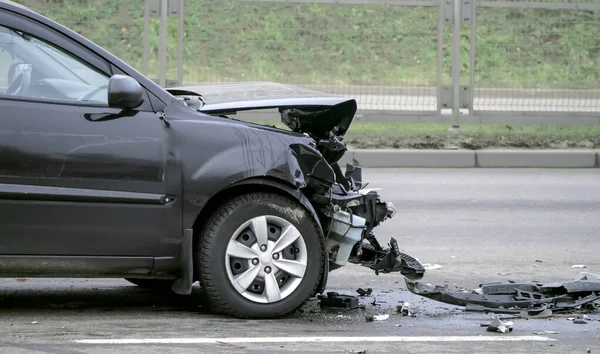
[0,26,109,103]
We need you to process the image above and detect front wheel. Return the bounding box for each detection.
[197,192,324,318]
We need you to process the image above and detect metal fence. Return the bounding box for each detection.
[16,0,600,125]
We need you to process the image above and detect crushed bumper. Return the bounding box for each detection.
[309,163,425,280]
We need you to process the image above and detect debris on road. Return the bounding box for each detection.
[356,288,373,297]
[535,260,543,263]
[396,301,417,317]
[533,330,560,335]
[465,304,553,318]
[422,263,443,270]
[373,314,390,321]
[486,316,513,333]
[31,321,38,324]
[498,272,511,276]
[573,319,588,324]
[317,292,362,310]
[405,276,600,315]
[572,265,587,269]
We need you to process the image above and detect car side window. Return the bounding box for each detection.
[0,25,109,104]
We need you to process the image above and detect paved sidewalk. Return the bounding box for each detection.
[339,149,600,168]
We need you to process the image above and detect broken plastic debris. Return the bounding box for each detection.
[572,265,587,269]
[396,302,416,317]
[533,330,560,335]
[356,288,373,297]
[422,263,443,270]
[498,272,511,276]
[405,278,600,313]
[486,316,513,333]
[373,314,390,321]
[573,319,588,324]
[317,292,361,310]
[31,321,38,324]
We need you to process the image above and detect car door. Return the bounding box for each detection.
[0,10,174,274]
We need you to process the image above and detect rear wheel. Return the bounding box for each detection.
[125,278,173,290]
[197,192,324,318]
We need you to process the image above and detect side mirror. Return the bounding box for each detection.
[108,74,144,109]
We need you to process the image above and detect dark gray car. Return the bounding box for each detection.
[0,1,424,318]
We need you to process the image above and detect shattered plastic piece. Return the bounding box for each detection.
[349,237,425,280]
[573,319,588,324]
[572,265,587,269]
[31,321,38,324]
[373,314,390,321]
[466,304,552,318]
[498,272,511,276]
[397,302,415,317]
[356,288,373,297]
[317,292,361,310]
[423,263,443,270]
[486,316,513,333]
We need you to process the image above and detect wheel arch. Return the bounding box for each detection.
[191,176,328,291]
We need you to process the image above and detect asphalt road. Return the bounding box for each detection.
[0,168,599,353]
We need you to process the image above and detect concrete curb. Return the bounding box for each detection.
[339,149,600,168]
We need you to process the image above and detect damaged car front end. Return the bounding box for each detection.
[170,83,425,311]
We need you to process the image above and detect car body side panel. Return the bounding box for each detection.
[164,102,335,230]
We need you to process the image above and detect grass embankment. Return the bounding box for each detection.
[18,1,600,149]
[254,121,600,149]
[18,0,600,89]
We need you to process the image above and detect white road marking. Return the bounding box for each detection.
[72,335,556,344]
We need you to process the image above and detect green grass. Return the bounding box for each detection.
[16,0,600,89]
[252,121,600,149]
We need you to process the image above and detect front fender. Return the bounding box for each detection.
[165,104,334,229]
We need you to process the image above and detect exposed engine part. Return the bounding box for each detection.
[309,162,424,280]
[324,209,366,267]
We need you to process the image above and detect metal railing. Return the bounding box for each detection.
[17,0,600,125]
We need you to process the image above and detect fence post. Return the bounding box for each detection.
[143,0,149,76]
[450,0,461,130]
[177,0,184,86]
[158,0,168,87]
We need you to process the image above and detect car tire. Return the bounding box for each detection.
[124,278,173,290]
[197,192,324,319]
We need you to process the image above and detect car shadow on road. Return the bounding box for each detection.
[0,279,209,313]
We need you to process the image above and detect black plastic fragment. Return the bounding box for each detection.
[317,292,361,309]
[356,288,373,296]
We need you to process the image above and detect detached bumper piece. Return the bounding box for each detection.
[405,276,600,313]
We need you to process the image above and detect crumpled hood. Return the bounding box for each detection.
[168,82,357,138]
